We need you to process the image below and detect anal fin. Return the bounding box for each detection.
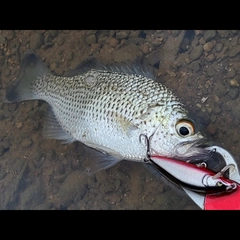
[43,106,75,144]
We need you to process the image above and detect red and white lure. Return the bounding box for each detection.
[149,155,237,194]
[139,134,238,195]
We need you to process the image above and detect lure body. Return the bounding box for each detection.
[150,155,237,194]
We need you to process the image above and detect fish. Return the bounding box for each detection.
[4,50,212,173]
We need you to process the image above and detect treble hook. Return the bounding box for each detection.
[139,134,151,162]
[212,164,236,179]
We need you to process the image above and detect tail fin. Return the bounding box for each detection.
[4,50,49,103]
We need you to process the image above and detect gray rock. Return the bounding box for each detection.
[217,30,231,38]
[5,30,15,40]
[228,87,239,100]
[206,66,215,77]
[49,30,58,37]
[226,45,240,57]
[203,42,214,52]
[215,42,223,52]
[189,45,203,61]
[188,61,200,72]
[213,105,222,115]
[44,31,52,43]
[86,34,97,45]
[21,138,32,148]
[57,36,65,45]
[171,30,181,37]
[116,31,129,39]
[30,32,44,50]
[0,55,5,65]
[58,170,87,205]
[113,44,142,62]
[158,30,186,72]
[19,178,44,209]
[210,114,216,123]
[204,30,216,42]
[0,35,6,44]
[214,82,228,97]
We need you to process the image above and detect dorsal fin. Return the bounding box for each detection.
[65,59,156,80]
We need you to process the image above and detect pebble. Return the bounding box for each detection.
[5,30,15,40]
[206,66,215,77]
[50,62,58,71]
[227,45,240,57]
[203,30,216,42]
[213,105,222,114]
[29,32,44,50]
[86,34,96,45]
[205,53,215,62]
[21,138,32,148]
[203,42,214,52]
[0,35,6,44]
[44,31,52,43]
[230,35,239,46]
[108,37,119,47]
[54,67,64,76]
[228,88,239,100]
[188,60,200,72]
[171,30,181,37]
[195,30,203,36]
[129,30,141,38]
[189,45,203,61]
[57,36,65,45]
[227,68,236,78]
[152,37,163,46]
[113,43,142,62]
[115,31,129,39]
[141,44,149,54]
[217,30,230,38]
[199,37,206,45]
[0,55,5,65]
[215,44,224,54]
[49,30,58,37]
[58,170,87,205]
[210,114,216,123]
[230,79,239,87]
[214,82,228,97]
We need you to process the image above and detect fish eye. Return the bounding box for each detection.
[176,119,195,137]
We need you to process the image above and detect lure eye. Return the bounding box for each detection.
[216,181,223,187]
[176,120,195,137]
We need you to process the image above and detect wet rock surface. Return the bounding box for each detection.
[1,30,240,210]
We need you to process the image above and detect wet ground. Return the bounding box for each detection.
[0,30,240,210]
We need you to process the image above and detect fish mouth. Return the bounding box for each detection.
[173,140,229,173]
[173,139,216,162]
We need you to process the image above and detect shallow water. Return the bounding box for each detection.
[0,30,240,210]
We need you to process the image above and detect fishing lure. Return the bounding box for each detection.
[139,134,238,194]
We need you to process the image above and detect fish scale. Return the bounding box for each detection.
[4,50,210,173]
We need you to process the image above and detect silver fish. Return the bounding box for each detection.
[4,50,210,173]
